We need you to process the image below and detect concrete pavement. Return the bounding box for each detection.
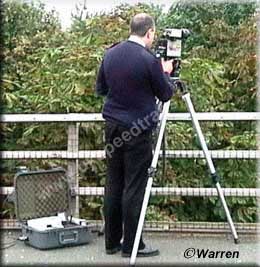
[1,230,259,266]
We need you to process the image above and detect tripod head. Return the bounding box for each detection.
[173,79,188,94]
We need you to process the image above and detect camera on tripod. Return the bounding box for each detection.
[155,28,191,78]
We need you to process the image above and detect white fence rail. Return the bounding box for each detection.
[1,186,260,197]
[1,112,259,223]
[1,112,260,122]
[1,150,260,159]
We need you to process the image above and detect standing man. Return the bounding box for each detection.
[96,13,174,257]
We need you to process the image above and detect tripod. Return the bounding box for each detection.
[130,81,239,266]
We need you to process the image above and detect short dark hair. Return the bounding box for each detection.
[130,13,155,37]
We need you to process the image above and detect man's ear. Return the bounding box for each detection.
[147,28,152,39]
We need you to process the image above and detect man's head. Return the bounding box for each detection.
[130,13,155,48]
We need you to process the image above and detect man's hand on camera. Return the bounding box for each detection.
[161,59,173,74]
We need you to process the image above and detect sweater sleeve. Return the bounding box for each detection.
[95,59,109,96]
[148,58,174,102]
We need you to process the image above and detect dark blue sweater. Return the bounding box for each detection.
[96,40,174,130]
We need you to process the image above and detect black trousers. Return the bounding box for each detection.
[104,121,153,253]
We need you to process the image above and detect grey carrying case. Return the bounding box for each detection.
[14,168,93,249]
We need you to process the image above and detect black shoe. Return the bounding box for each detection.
[106,245,121,255]
[122,245,159,258]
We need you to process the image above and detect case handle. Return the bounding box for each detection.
[59,231,78,245]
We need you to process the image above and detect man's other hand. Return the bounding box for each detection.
[161,59,173,74]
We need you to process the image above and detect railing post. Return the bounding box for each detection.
[67,123,79,217]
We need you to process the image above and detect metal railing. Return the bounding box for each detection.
[1,112,259,232]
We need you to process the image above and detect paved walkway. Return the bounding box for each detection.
[1,230,259,266]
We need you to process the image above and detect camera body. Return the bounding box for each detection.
[155,28,191,78]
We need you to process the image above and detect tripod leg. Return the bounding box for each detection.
[130,101,171,266]
[182,93,239,243]
[130,177,153,266]
[215,182,239,243]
